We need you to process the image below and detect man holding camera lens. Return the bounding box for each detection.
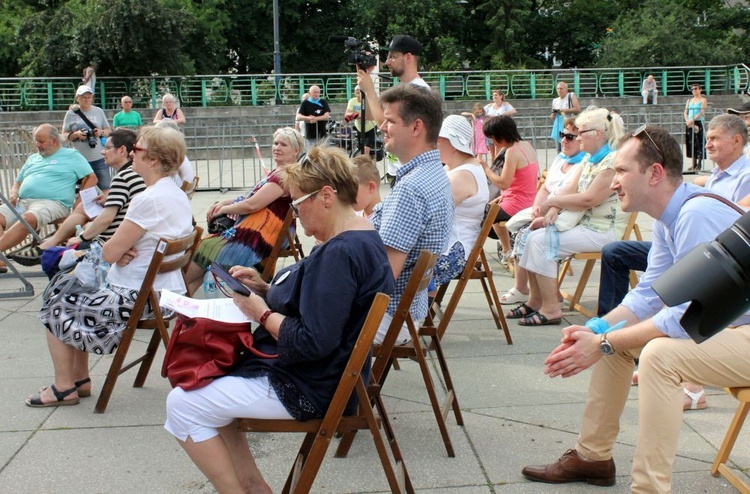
[521,125,750,493]
[62,85,111,192]
[0,124,95,273]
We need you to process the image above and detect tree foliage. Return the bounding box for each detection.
[1,0,748,77]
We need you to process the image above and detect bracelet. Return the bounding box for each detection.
[79,231,89,242]
[259,309,274,326]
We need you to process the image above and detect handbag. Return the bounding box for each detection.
[207,213,236,235]
[161,316,278,391]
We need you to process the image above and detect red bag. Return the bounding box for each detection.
[161,316,278,391]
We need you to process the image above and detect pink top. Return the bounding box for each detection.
[472,117,488,155]
[500,161,539,216]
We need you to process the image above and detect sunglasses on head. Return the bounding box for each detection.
[559,131,578,141]
[633,125,666,164]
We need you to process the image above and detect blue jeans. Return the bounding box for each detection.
[597,240,652,317]
[88,158,111,190]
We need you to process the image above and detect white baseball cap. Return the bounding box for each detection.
[76,85,93,96]
[439,115,474,156]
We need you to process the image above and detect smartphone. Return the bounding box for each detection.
[210,262,253,297]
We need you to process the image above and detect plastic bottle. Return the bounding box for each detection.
[545,223,560,261]
[203,266,219,298]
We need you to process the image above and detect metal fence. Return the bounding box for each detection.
[0,64,747,112]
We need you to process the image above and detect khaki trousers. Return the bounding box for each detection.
[574,325,750,493]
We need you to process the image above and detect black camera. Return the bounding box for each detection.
[331,36,378,70]
[82,128,98,148]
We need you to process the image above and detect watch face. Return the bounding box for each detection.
[600,340,615,356]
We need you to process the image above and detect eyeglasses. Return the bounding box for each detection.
[578,129,599,135]
[104,145,115,150]
[290,189,320,215]
[386,53,404,61]
[559,132,578,141]
[633,124,666,164]
[132,144,148,154]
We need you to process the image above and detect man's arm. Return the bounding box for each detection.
[9,180,22,206]
[75,206,117,241]
[80,173,98,190]
[356,68,384,126]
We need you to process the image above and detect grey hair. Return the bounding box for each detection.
[708,114,749,146]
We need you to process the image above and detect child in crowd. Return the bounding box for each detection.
[351,155,381,221]
[461,104,489,162]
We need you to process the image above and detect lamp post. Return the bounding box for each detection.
[273,0,281,103]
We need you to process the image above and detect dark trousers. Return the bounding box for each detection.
[597,240,652,317]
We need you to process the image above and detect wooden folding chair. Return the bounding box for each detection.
[711,387,750,493]
[557,212,643,318]
[259,208,297,282]
[94,226,202,413]
[431,202,512,345]
[181,176,200,200]
[237,293,414,494]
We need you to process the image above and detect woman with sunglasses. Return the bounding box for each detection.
[508,107,628,326]
[165,146,394,493]
[684,84,707,171]
[499,118,586,304]
[29,126,193,407]
[185,127,304,295]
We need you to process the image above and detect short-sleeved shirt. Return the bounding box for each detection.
[106,177,192,292]
[346,97,376,133]
[703,154,750,202]
[112,110,143,128]
[298,98,332,140]
[62,106,110,162]
[98,163,146,242]
[371,149,454,319]
[17,148,93,208]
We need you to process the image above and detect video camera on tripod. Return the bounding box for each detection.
[329,36,378,71]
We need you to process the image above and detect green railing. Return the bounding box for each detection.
[0,65,747,112]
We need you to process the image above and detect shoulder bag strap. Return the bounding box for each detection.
[74,109,97,130]
[689,192,745,215]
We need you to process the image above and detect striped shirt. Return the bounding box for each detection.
[98,163,146,242]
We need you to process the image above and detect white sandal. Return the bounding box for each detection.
[499,287,527,305]
[683,387,708,411]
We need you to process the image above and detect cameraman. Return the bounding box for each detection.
[62,85,111,192]
[345,86,378,157]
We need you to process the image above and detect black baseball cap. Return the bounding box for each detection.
[387,35,423,56]
[726,102,750,115]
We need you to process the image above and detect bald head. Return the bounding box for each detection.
[33,124,61,157]
[309,86,321,99]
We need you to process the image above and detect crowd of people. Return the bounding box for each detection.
[3,38,750,493]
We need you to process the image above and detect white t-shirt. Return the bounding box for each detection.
[173,156,196,187]
[484,102,514,117]
[106,177,193,292]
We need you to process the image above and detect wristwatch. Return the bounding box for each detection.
[599,334,616,356]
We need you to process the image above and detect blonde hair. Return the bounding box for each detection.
[351,155,380,185]
[283,146,358,205]
[575,106,625,149]
[138,126,185,175]
[472,102,484,114]
[273,127,304,159]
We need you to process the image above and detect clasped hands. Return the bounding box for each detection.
[544,325,602,378]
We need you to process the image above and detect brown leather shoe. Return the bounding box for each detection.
[522,449,615,486]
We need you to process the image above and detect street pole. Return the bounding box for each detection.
[273,0,281,103]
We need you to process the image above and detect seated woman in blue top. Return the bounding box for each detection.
[165,145,395,493]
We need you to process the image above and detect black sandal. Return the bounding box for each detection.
[518,311,562,326]
[506,303,535,319]
[26,384,80,408]
[9,246,44,267]
[38,377,92,398]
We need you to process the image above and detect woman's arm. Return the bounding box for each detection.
[448,169,478,206]
[486,147,519,191]
[544,168,615,212]
[175,109,186,126]
[684,100,692,125]
[101,219,146,265]
[217,182,285,216]
[153,109,163,123]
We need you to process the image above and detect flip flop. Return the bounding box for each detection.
[506,303,535,319]
[26,384,80,408]
[518,311,562,326]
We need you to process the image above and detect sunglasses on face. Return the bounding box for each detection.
[559,132,578,141]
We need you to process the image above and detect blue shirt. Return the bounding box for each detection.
[372,149,454,318]
[17,147,93,208]
[704,154,750,201]
[622,183,750,338]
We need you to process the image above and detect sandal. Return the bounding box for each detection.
[38,378,92,398]
[499,287,527,305]
[26,384,80,408]
[683,387,708,411]
[9,246,43,267]
[631,371,639,386]
[506,303,535,319]
[518,311,562,326]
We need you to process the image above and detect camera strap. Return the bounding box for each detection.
[74,109,97,130]
[689,192,745,215]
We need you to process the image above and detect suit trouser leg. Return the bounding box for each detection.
[632,326,750,493]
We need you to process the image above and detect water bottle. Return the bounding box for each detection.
[544,223,560,261]
[203,266,219,299]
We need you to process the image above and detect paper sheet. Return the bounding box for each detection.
[80,187,103,219]
[160,290,256,323]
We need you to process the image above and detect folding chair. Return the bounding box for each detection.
[237,293,415,494]
[557,212,643,318]
[259,207,297,282]
[711,387,750,493]
[95,226,202,413]
[181,176,200,200]
[336,250,440,458]
[431,202,512,344]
